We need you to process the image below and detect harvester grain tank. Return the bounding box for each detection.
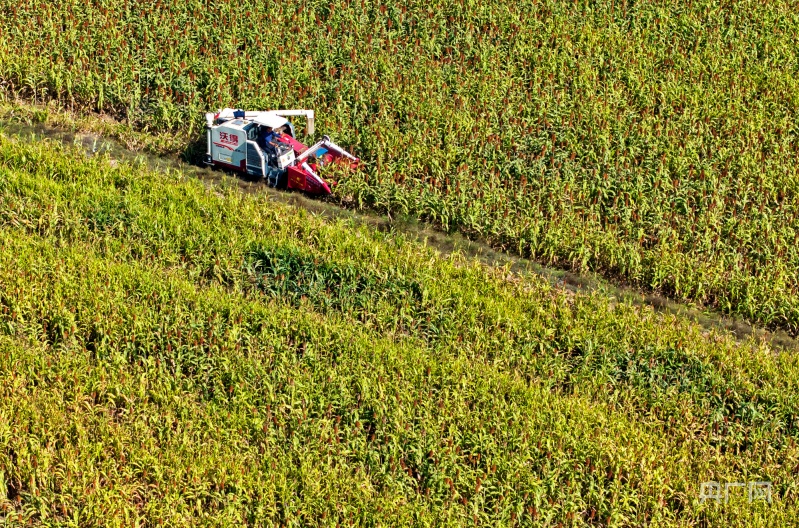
[204,108,358,196]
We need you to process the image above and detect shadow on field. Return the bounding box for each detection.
[179,135,208,167]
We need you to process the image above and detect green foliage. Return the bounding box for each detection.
[2,0,799,332]
[0,135,798,525]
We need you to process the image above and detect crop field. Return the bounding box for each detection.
[2,0,799,333]
[0,133,798,525]
[2,0,799,525]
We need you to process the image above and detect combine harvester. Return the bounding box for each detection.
[204,108,358,195]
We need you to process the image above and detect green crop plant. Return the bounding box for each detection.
[1,0,798,333]
[0,134,798,525]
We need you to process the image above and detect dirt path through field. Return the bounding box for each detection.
[2,117,795,351]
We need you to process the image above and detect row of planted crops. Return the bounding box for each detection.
[2,0,799,332]
[1,134,798,525]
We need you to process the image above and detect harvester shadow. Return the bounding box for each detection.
[179,136,208,167]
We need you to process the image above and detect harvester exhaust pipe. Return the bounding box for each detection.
[204,112,214,163]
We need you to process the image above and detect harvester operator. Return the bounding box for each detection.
[259,126,276,149]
